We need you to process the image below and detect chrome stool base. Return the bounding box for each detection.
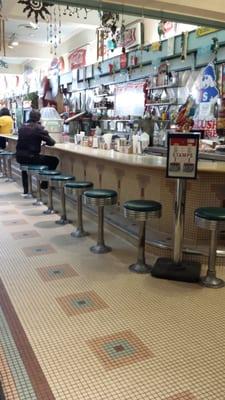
[5,178,15,183]
[90,244,112,254]
[24,193,33,199]
[71,229,89,238]
[43,208,55,215]
[200,275,225,289]
[33,200,43,206]
[129,262,152,274]
[55,217,70,225]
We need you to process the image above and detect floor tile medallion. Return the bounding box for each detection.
[37,264,78,282]
[88,330,153,370]
[56,290,109,316]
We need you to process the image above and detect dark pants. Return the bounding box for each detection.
[16,154,59,194]
[0,137,6,149]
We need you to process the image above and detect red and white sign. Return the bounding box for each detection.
[193,120,217,137]
[68,48,86,70]
[120,53,127,70]
[120,22,143,49]
[167,133,199,179]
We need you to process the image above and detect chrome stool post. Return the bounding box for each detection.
[0,152,15,181]
[65,181,93,238]
[28,166,48,206]
[50,175,75,225]
[124,200,162,273]
[195,208,225,288]
[39,170,61,215]
[84,189,118,254]
[27,166,48,205]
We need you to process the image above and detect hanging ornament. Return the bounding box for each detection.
[181,31,188,61]
[17,1,53,23]
[53,6,57,55]
[58,5,62,45]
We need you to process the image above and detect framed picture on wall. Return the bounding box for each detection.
[77,67,85,82]
[85,65,93,80]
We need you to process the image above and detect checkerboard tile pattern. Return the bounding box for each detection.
[88,330,153,370]
[11,230,40,240]
[37,264,78,282]
[22,244,56,257]
[0,209,18,215]
[2,219,28,226]
[1,180,225,400]
[56,290,109,316]
[165,392,197,400]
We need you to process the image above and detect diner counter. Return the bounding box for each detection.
[5,135,225,174]
[4,135,225,259]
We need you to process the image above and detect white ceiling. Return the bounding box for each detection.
[0,0,103,68]
[2,0,100,44]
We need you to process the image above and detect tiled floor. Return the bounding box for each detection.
[0,181,225,400]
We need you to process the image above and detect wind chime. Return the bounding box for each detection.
[0,4,6,57]
[46,5,62,56]
[17,1,91,56]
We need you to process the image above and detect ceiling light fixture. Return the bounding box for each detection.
[8,33,19,49]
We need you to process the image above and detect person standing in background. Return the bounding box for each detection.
[0,108,14,149]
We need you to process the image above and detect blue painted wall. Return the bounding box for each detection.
[73,29,225,91]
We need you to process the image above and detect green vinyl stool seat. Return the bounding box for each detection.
[124,200,162,274]
[39,170,61,214]
[195,207,225,222]
[0,151,16,181]
[50,175,75,225]
[65,181,93,237]
[195,207,225,288]
[20,164,48,199]
[84,189,118,254]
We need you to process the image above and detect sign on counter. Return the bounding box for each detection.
[167,133,200,179]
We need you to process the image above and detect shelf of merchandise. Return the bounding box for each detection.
[95,93,115,97]
[146,102,177,107]
[148,83,179,91]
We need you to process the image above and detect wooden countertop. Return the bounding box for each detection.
[6,135,225,174]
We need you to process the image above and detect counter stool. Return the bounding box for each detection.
[84,189,118,254]
[195,207,225,288]
[28,165,49,205]
[65,181,93,237]
[50,175,75,224]
[124,200,162,273]
[39,170,61,214]
[0,151,16,181]
[20,164,47,198]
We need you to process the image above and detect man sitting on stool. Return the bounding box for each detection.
[16,110,59,195]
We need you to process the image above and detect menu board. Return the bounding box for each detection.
[167,133,199,179]
[115,82,144,117]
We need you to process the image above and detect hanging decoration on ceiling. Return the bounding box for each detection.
[0,59,8,68]
[180,31,189,61]
[158,20,174,41]
[17,1,53,23]
[96,12,128,60]
[0,0,6,56]
[0,14,6,56]
[61,5,88,19]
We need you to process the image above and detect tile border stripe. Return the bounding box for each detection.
[0,278,55,400]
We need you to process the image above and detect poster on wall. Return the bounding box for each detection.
[193,63,219,137]
[68,48,86,70]
[115,82,144,116]
[121,22,144,49]
[167,133,199,179]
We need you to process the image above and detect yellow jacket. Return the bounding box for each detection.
[0,116,13,135]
